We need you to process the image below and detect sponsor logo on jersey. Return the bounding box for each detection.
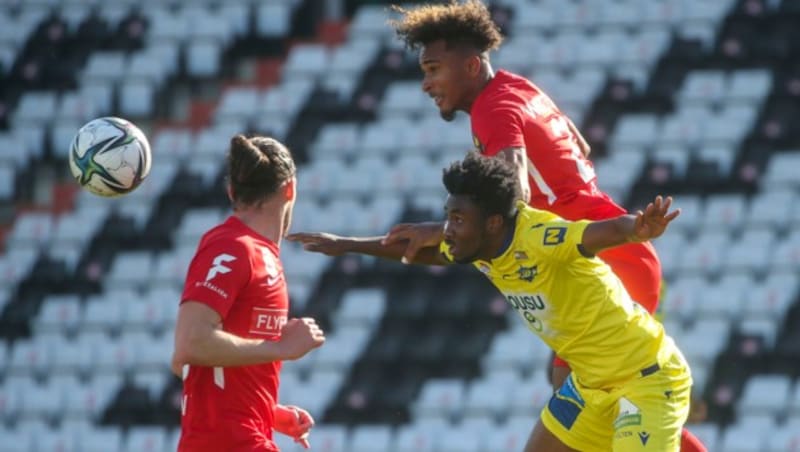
[249,307,288,337]
[543,227,567,245]
[260,247,283,286]
[638,432,650,445]
[517,265,538,282]
[614,397,643,430]
[206,253,236,281]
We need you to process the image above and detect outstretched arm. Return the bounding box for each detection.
[580,195,679,256]
[286,231,449,266]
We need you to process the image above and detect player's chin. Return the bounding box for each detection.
[439,108,456,122]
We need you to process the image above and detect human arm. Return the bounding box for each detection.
[579,195,679,256]
[286,229,450,266]
[495,147,531,203]
[171,302,325,376]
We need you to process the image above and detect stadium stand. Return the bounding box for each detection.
[1,0,799,451]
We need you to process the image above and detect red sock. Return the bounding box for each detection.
[681,427,707,452]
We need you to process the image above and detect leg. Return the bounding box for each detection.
[549,351,571,390]
[524,419,579,452]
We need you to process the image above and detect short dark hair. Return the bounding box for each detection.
[389,0,503,52]
[442,151,520,220]
[227,134,296,206]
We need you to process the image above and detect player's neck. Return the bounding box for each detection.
[233,202,287,245]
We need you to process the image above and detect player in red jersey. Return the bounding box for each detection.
[172,135,326,451]
[385,2,705,450]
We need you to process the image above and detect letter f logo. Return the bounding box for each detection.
[206,254,236,281]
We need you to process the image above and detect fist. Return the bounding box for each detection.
[278,318,325,360]
[274,404,314,448]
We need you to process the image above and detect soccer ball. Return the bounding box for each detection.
[68,117,152,197]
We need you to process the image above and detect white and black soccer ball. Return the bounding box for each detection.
[68,117,152,197]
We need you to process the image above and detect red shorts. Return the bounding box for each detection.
[553,241,662,368]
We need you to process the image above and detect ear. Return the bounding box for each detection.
[466,54,483,77]
[283,177,296,201]
[485,213,504,234]
[226,183,234,203]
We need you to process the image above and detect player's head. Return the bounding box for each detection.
[227,134,297,228]
[442,152,520,263]
[390,0,502,121]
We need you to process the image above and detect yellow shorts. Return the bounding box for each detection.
[540,343,692,452]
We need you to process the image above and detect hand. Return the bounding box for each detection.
[276,318,325,360]
[274,404,314,449]
[286,232,348,256]
[630,196,680,242]
[381,222,444,264]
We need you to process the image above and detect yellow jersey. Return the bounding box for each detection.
[441,202,672,389]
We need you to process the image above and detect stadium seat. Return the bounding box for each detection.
[311,327,371,372]
[678,231,728,276]
[745,188,795,229]
[463,378,510,419]
[764,151,800,188]
[35,425,78,452]
[334,288,386,326]
[256,2,292,38]
[283,44,330,80]
[738,374,792,416]
[119,78,154,118]
[381,81,427,116]
[436,425,483,452]
[508,371,552,416]
[743,273,799,320]
[348,425,393,452]
[7,211,53,251]
[719,423,768,452]
[729,69,773,102]
[9,338,51,377]
[105,251,154,289]
[723,228,774,273]
[414,379,466,420]
[56,92,98,122]
[78,427,123,452]
[302,424,347,452]
[32,294,83,335]
[186,39,222,78]
[0,427,35,452]
[392,419,445,452]
[124,426,167,452]
[679,70,727,105]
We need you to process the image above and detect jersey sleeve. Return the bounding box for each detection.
[526,215,592,263]
[473,104,526,157]
[438,241,455,263]
[181,238,252,319]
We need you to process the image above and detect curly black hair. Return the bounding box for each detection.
[442,151,520,221]
[389,0,503,52]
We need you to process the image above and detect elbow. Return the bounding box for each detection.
[173,327,207,366]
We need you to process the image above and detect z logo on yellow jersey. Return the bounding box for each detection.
[543,227,567,245]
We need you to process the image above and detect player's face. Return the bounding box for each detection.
[420,40,470,122]
[443,195,489,263]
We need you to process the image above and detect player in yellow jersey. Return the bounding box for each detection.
[288,152,690,451]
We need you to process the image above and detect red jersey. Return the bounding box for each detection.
[178,216,288,452]
[470,69,625,222]
[470,70,661,315]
